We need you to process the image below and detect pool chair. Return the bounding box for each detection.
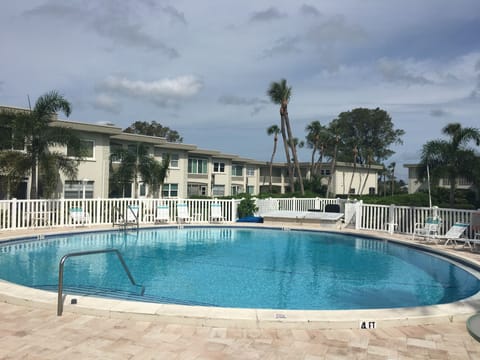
[113,205,139,230]
[437,223,469,247]
[155,204,170,223]
[127,205,139,225]
[69,207,90,227]
[177,203,190,223]
[210,203,225,223]
[412,216,441,241]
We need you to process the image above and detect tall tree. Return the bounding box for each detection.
[388,162,396,196]
[420,123,480,207]
[124,121,183,143]
[305,120,328,179]
[109,143,170,198]
[266,124,280,193]
[0,91,83,199]
[267,79,305,195]
[330,108,404,195]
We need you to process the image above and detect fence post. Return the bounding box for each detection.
[11,198,17,230]
[387,204,396,234]
[355,200,363,230]
[232,198,239,221]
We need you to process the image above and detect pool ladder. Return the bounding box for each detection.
[57,248,145,316]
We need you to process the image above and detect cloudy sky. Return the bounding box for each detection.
[1,0,480,180]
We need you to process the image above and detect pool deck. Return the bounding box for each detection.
[1,224,480,359]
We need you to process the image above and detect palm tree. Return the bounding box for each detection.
[0,91,83,199]
[0,151,30,199]
[110,143,169,198]
[305,120,328,179]
[140,154,170,198]
[388,162,396,196]
[266,124,280,193]
[267,79,305,195]
[420,123,480,207]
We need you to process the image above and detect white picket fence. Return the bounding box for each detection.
[0,197,478,238]
[0,198,240,231]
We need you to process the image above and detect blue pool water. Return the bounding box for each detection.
[1,227,479,310]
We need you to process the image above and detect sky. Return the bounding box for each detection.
[1,0,480,181]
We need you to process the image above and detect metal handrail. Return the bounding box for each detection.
[57,248,145,316]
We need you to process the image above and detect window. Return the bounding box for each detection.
[167,153,179,168]
[320,169,331,176]
[162,183,178,198]
[231,185,243,195]
[188,183,207,196]
[64,180,94,199]
[246,167,255,176]
[247,185,254,195]
[139,183,146,197]
[110,143,122,163]
[212,184,225,197]
[188,158,208,174]
[369,187,375,195]
[213,162,225,173]
[232,164,243,177]
[68,140,94,159]
[349,188,355,194]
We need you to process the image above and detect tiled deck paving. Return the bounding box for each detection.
[1,226,480,359]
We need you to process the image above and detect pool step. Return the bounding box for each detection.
[35,284,217,307]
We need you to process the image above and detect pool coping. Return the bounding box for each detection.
[1,224,480,330]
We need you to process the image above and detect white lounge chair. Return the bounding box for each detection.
[127,205,139,224]
[177,203,190,223]
[412,216,441,241]
[69,207,90,227]
[439,223,469,247]
[155,205,170,223]
[210,203,225,223]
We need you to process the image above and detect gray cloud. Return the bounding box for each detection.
[300,4,321,17]
[24,0,179,58]
[92,94,121,114]
[261,36,302,58]
[378,58,433,85]
[249,7,287,23]
[304,15,366,46]
[218,95,268,116]
[97,75,203,108]
[218,95,268,106]
[162,5,187,25]
[430,109,448,117]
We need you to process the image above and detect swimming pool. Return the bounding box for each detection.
[1,227,479,310]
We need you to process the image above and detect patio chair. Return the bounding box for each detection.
[127,205,139,224]
[177,203,190,223]
[412,216,441,241]
[210,203,225,223]
[438,223,469,247]
[69,207,90,227]
[155,204,170,223]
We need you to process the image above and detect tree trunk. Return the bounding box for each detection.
[269,136,278,192]
[326,138,339,198]
[348,146,358,196]
[284,111,304,195]
[280,113,294,192]
[449,176,456,207]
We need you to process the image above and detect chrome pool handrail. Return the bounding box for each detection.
[57,248,144,316]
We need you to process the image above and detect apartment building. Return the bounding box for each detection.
[0,106,381,199]
[403,163,475,194]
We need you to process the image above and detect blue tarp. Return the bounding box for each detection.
[236,216,263,223]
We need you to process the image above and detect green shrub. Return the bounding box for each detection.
[237,195,258,218]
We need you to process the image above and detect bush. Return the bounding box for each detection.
[237,195,258,218]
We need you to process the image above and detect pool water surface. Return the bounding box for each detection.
[0,227,479,310]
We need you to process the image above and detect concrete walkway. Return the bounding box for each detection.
[1,226,480,359]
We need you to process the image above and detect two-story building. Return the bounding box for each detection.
[1,105,382,199]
